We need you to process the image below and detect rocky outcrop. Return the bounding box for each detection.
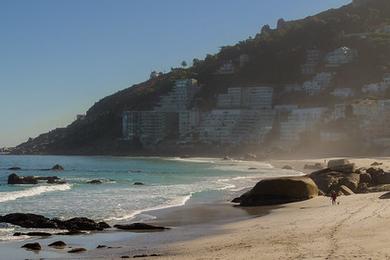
[0,213,110,231]
[8,174,38,184]
[51,164,64,171]
[87,180,102,184]
[7,174,65,185]
[21,242,41,251]
[0,213,58,228]
[114,223,168,231]
[233,176,318,206]
[308,168,360,194]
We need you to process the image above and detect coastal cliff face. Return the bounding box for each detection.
[13,0,390,155]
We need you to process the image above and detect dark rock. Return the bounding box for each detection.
[57,217,106,231]
[282,165,293,170]
[56,230,86,235]
[234,176,318,206]
[1,213,58,228]
[329,163,356,174]
[308,169,360,193]
[133,255,148,258]
[51,164,64,171]
[248,167,257,170]
[371,162,383,166]
[97,245,107,249]
[327,159,350,168]
[8,167,21,170]
[7,174,38,184]
[22,242,41,251]
[360,173,372,184]
[370,169,390,185]
[98,221,111,229]
[133,182,144,185]
[367,184,390,193]
[121,256,130,259]
[14,232,51,237]
[114,223,168,231]
[68,248,86,253]
[87,180,103,184]
[380,192,390,199]
[49,241,67,248]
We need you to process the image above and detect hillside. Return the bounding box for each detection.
[13,0,390,155]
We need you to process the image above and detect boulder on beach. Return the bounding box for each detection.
[21,242,41,251]
[55,217,110,231]
[308,168,360,194]
[133,182,144,185]
[371,161,383,166]
[282,165,293,170]
[368,168,390,185]
[49,241,67,248]
[51,164,64,171]
[114,223,168,231]
[379,192,390,199]
[233,176,319,206]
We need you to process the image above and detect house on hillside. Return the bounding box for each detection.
[325,47,357,68]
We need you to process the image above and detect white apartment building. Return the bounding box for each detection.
[178,110,201,141]
[198,109,275,145]
[216,61,235,75]
[331,88,355,98]
[156,79,199,112]
[332,103,348,120]
[122,111,177,145]
[301,49,321,75]
[216,86,273,109]
[361,83,389,95]
[325,47,357,67]
[302,72,333,95]
[279,107,327,146]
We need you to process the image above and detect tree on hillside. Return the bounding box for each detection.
[181,60,188,68]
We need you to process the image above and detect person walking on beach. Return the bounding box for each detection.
[330,190,338,205]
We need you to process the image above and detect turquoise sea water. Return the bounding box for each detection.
[0,155,302,241]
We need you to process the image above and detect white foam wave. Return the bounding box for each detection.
[0,184,72,203]
[105,193,193,222]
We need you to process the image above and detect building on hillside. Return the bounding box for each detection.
[216,86,273,109]
[330,88,355,98]
[122,111,178,145]
[302,72,333,95]
[301,49,321,75]
[156,79,199,112]
[279,107,327,146]
[284,84,303,93]
[216,61,235,75]
[239,54,250,67]
[198,109,275,145]
[332,103,348,120]
[383,73,390,86]
[361,83,389,95]
[325,47,357,67]
[178,110,201,142]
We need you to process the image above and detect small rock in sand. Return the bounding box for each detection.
[68,247,87,253]
[22,242,41,251]
[49,241,67,248]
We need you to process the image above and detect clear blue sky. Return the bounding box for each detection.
[0,0,351,147]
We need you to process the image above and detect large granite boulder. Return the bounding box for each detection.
[21,242,41,251]
[0,213,58,229]
[8,174,38,184]
[327,159,355,173]
[308,168,360,194]
[233,176,319,206]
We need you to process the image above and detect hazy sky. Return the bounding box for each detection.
[0,0,351,147]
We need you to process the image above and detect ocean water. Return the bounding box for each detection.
[0,155,303,241]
